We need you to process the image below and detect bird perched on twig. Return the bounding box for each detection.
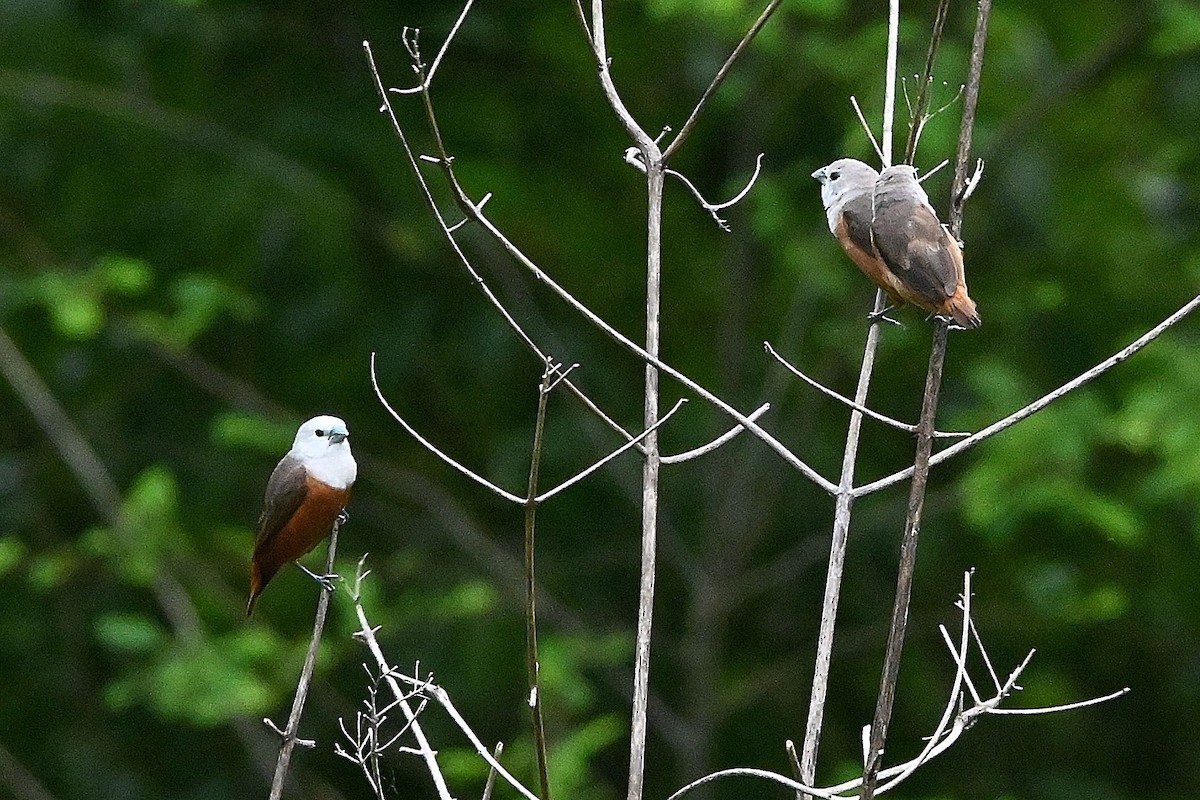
[246,415,357,617]
[812,158,980,329]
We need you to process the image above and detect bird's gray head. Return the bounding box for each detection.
[291,415,352,460]
[875,164,930,204]
[812,158,880,211]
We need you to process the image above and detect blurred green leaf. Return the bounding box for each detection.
[94,613,165,654]
[211,412,295,454]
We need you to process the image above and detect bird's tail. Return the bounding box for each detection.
[246,564,264,617]
[944,288,981,330]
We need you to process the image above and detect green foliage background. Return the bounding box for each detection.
[1,1,1198,798]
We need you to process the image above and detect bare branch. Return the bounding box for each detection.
[435,200,838,491]
[354,608,540,800]
[390,0,477,96]
[881,0,900,165]
[667,767,838,800]
[481,742,504,800]
[663,0,783,160]
[877,571,975,793]
[267,524,341,800]
[765,341,968,438]
[535,398,687,503]
[988,688,1131,715]
[524,363,553,800]
[626,149,765,230]
[849,96,885,164]
[969,615,1003,693]
[854,291,1200,497]
[588,0,655,152]
[661,402,770,464]
[799,290,889,793]
[902,0,951,164]
[371,352,525,504]
[917,159,949,183]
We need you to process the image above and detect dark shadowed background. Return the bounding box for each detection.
[1,1,1198,798]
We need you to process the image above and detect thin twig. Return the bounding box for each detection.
[876,570,974,793]
[267,523,341,800]
[481,742,505,800]
[370,353,525,504]
[660,402,769,464]
[765,341,968,438]
[949,0,993,234]
[881,0,900,166]
[849,96,885,164]
[524,362,553,800]
[676,574,1128,800]
[902,0,951,164]
[536,398,686,503]
[351,605,456,800]
[663,0,783,160]
[626,149,765,231]
[390,0,477,95]
[988,688,1131,715]
[799,0,904,781]
[854,290,1200,497]
[356,614,539,800]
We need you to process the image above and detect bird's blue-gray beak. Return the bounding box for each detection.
[811,167,827,182]
[328,430,348,444]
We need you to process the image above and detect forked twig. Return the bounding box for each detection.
[352,596,538,800]
[626,148,765,231]
[672,571,1128,800]
[390,0,477,96]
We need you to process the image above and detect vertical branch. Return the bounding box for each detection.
[881,0,901,166]
[268,523,340,800]
[525,363,554,800]
[859,321,947,799]
[798,291,887,799]
[628,156,665,800]
[949,0,993,237]
[903,0,952,165]
[799,0,902,789]
[583,2,668,796]
[861,2,991,797]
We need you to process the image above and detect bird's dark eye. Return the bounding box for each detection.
[315,429,325,437]
[830,170,841,180]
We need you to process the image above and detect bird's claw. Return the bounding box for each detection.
[296,563,340,593]
[336,509,350,525]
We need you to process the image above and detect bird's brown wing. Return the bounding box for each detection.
[872,196,959,305]
[253,455,308,550]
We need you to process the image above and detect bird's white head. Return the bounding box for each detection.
[812,158,880,230]
[290,415,357,488]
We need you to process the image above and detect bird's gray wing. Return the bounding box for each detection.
[872,194,958,302]
[253,455,309,549]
